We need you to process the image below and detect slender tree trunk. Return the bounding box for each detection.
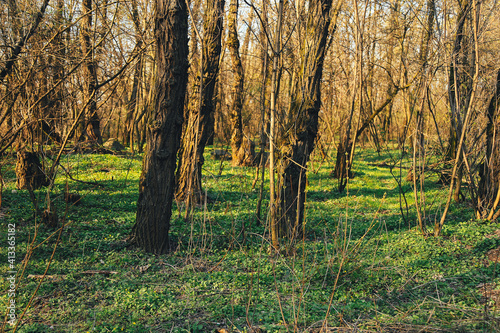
[80,0,102,145]
[47,0,66,144]
[131,0,189,254]
[382,0,399,142]
[124,0,144,152]
[436,0,480,236]
[412,0,435,234]
[255,0,269,224]
[268,0,284,250]
[228,0,253,166]
[176,0,225,206]
[334,0,361,192]
[447,0,472,201]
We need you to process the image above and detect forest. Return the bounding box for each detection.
[1,0,500,331]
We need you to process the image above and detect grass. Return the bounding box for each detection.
[1,146,500,332]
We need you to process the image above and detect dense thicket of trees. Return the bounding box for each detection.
[2,0,500,251]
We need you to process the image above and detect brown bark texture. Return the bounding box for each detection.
[16,151,49,190]
[447,0,472,200]
[228,0,254,166]
[478,69,500,215]
[80,0,102,145]
[123,0,143,151]
[176,0,225,203]
[131,0,189,254]
[275,0,334,241]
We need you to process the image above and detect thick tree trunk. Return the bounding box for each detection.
[274,0,336,242]
[478,69,500,216]
[176,0,225,205]
[131,0,189,254]
[16,151,49,190]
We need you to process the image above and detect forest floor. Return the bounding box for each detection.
[1,146,500,332]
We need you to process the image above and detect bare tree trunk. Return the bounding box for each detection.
[274,0,338,243]
[255,0,269,224]
[412,0,435,235]
[228,0,253,166]
[131,0,189,254]
[382,0,399,142]
[333,0,362,192]
[446,0,473,201]
[268,0,284,250]
[176,0,225,206]
[478,69,500,218]
[80,0,102,145]
[435,0,480,236]
[123,0,144,152]
[45,0,66,144]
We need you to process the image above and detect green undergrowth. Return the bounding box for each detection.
[1,147,499,332]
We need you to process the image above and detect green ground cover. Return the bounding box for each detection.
[1,148,499,332]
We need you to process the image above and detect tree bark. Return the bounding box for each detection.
[123,0,144,152]
[447,0,472,201]
[80,0,102,145]
[228,0,253,166]
[131,0,189,254]
[409,0,436,235]
[274,0,337,242]
[176,0,225,205]
[478,69,500,217]
[255,0,270,224]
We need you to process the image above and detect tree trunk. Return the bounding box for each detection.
[131,0,189,254]
[447,0,473,199]
[80,0,102,145]
[16,151,49,190]
[123,0,144,152]
[176,0,225,205]
[478,69,500,217]
[255,0,270,224]
[382,0,399,142]
[274,0,337,242]
[333,0,362,192]
[268,0,285,250]
[412,0,436,234]
[228,0,253,166]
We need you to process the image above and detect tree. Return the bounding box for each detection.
[123,0,145,153]
[175,0,225,208]
[272,0,340,244]
[446,0,474,202]
[131,0,189,254]
[80,0,103,145]
[411,0,436,234]
[228,0,254,166]
[435,0,481,236]
[478,69,500,219]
